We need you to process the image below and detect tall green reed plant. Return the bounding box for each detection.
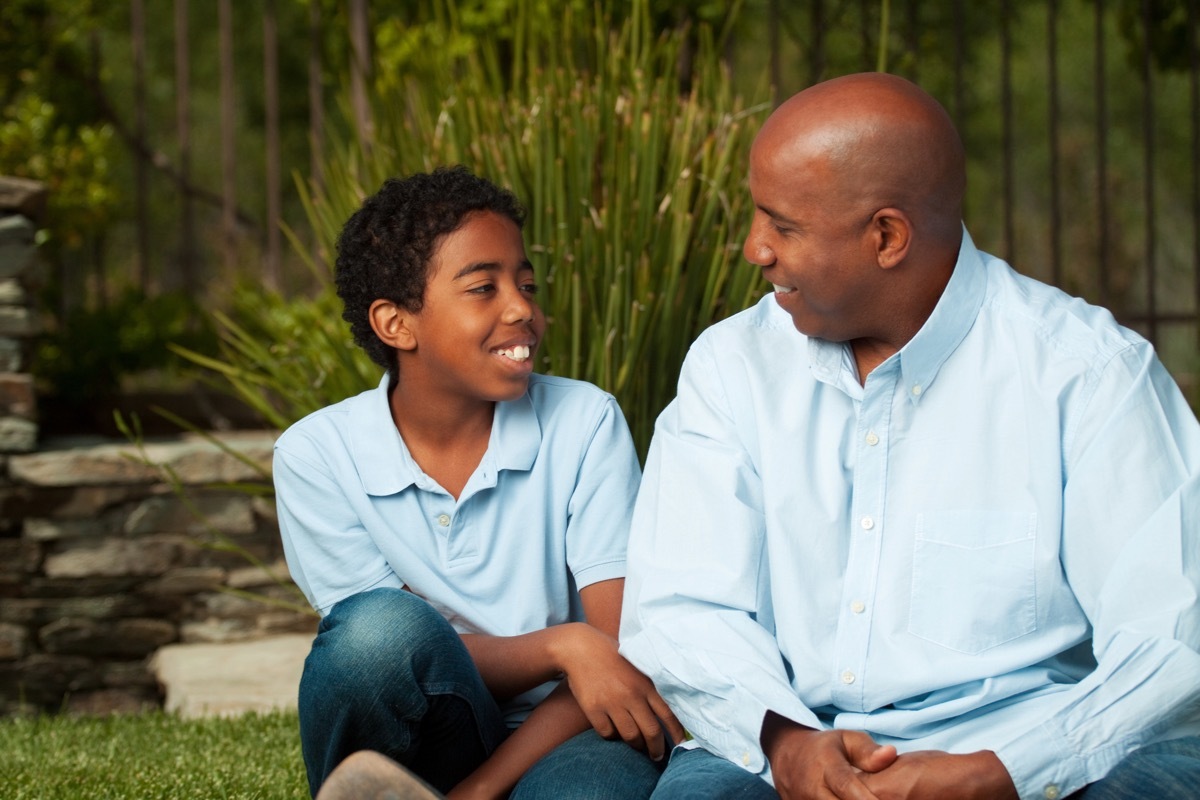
[187,0,771,454]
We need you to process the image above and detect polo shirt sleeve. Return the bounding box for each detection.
[563,392,641,591]
[274,431,404,616]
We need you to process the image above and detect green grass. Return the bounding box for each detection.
[0,710,308,799]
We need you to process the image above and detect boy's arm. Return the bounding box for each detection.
[447,579,683,800]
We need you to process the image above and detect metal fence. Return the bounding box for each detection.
[105,0,1200,401]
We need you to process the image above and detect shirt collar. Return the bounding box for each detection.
[806,226,986,402]
[894,225,986,403]
[351,374,541,496]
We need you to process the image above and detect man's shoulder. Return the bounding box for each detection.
[983,258,1143,366]
[694,295,798,347]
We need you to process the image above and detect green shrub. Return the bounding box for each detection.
[187,0,770,455]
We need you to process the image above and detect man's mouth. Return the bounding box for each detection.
[772,284,796,295]
[493,345,532,362]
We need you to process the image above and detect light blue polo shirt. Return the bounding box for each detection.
[274,373,640,713]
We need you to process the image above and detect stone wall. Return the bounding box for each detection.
[0,432,312,716]
[0,175,312,717]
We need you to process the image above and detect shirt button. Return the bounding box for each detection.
[911,384,923,396]
[865,431,879,446]
[840,670,856,684]
[436,514,451,527]
[741,751,750,766]
[850,601,866,614]
[1043,785,1061,800]
[860,516,875,531]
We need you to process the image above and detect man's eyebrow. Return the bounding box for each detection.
[452,259,535,280]
[757,204,795,224]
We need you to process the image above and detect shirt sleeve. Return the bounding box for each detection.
[565,393,642,590]
[620,339,822,777]
[274,436,403,616]
[993,343,1200,799]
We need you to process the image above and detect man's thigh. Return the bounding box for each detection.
[510,730,664,800]
[1075,736,1200,800]
[650,746,778,800]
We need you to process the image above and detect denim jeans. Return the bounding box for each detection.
[650,737,1200,800]
[298,588,661,799]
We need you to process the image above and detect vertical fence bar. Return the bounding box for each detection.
[1001,0,1015,262]
[263,0,281,291]
[810,0,825,86]
[131,0,149,293]
[1191,0,1200,349]
[1096,0,1111,307]
[218,0,238,275]
[1141,0,1157,344]
[174,0,195,295]
[1048,0,1062,286]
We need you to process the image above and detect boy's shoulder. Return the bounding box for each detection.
[525,373,617,415]
[275,380,387,457]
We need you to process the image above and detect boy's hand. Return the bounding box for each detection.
[556,622,685,761]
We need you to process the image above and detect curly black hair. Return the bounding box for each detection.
[334,165,526,375]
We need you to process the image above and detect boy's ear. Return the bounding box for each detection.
[368,299,417,352]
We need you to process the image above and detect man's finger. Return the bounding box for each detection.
[648,693,686,744]
[841,732,897,774]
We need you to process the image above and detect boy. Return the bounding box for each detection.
[274,166,682,799]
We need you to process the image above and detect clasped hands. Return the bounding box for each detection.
[762,712,1020,800]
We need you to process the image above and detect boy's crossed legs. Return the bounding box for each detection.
[300,588,661,799]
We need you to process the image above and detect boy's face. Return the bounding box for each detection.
[403,210,545,403]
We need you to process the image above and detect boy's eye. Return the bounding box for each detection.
[521,283,540,295]
[467,284,495,294]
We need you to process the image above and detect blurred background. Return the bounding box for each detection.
[3,0,1198,451]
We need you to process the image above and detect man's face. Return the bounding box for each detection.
[743,137,879,343]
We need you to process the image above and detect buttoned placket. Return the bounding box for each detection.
[830,359,895,711]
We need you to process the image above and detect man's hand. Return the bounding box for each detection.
[859,749,1018,800]
[762,712,897,800]
[555,622,685,760]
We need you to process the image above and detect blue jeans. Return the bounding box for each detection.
[298,588,661,799]
[650,737,1200,799]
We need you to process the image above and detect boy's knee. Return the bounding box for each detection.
[305,588,459,688]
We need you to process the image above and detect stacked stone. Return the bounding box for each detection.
[0,431,312,716]
[0,176,44,453]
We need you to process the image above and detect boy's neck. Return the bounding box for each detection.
[388,379,494,500]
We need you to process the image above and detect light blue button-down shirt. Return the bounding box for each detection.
[620,229,1200,799]
[276,373,639,721]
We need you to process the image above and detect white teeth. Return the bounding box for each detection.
[772,284,796,294]
[496,345,531,362]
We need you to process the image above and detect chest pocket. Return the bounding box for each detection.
[909,510,1038,654]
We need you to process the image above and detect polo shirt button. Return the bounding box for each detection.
[436,514,451,527]
[865,431,879,446]
[841,670,856,684]
[860,516,874,531]
[911,384,923,396]
[741,751,750,766]
[850,601,866,614]
[1043,785,1061,800]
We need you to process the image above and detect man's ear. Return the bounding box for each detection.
[870,207,912,269]
[368,299,417,351]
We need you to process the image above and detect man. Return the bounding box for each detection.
[620,72,1200,800]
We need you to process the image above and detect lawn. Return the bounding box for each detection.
[0,709,308,799]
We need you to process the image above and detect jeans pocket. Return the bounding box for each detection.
[908,510,1038,654]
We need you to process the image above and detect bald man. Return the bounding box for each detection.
[621,73,1200,800]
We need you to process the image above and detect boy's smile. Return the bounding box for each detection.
[399,210,546,406]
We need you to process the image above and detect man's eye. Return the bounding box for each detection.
[522,283,540,295]
[468,284,495,294]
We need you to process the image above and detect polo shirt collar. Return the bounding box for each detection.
[351,375,541,497]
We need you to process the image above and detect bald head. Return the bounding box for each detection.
[756,73,966,249]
